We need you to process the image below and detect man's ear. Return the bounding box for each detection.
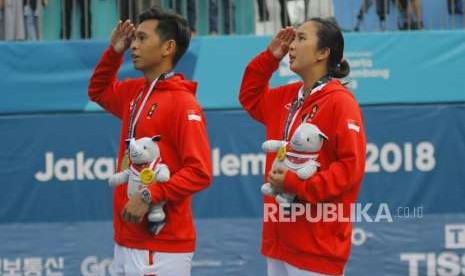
[162,39,176,58]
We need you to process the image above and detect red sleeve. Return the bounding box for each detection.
[239,49,281,124]
[283,93,366,203]
[149,96,213,203]
[88,46,134,119]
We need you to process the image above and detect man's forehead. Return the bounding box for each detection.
[136,19,159,33]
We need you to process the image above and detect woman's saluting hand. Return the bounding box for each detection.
[268,27,296,60]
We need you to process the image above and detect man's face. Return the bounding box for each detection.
[131,20,165,71]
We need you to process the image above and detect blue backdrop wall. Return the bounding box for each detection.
[1,32,465,276]
[1,31,465,114]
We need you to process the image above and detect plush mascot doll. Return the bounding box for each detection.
[109,136,170,234]
[261,122,328,204]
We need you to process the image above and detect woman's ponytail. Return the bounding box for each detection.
[332,59,350,79]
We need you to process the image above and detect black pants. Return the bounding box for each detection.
[256,0,269,21]
[119,0,139,23]
[448,0,463,14]
[357,0,391,21]
[61,0,91,39]
[278,0,291,27]
[168,0,197,32]
[209,0,235,34]
[256,0,290,26]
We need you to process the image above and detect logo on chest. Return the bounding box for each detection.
[146,103,159,119]
[302,104,319,122]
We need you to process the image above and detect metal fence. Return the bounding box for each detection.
[0,0,463,41]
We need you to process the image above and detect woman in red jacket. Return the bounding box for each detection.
[239,18,366,276]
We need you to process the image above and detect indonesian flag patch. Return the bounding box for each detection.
[347,119,360,132]
[187,110,202,122]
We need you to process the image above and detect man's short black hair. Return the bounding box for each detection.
[139,6,191,66]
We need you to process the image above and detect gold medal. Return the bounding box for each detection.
[277,146,286,161]
[120,149,130,171]
[140,168,154,185]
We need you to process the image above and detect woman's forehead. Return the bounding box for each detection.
[297,21,318,35]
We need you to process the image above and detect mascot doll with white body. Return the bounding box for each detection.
[261,122,327,204]
[109,135,170,234]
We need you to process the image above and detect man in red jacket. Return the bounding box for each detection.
[240,19,366,275]
[88,6,212,276]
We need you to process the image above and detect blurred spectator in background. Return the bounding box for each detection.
[119,0,160,23]
[24,0,47,40]
[304,0,335,20]
[256,0,269,22]
[278,0,291,27]
[0,0,3,40]
[396,0,423,30]
[60,0,92,39]
[255,0,290,28]
[354,0,390,31]
[119,0,139,23]
[2,0,26,40]
[2,0,25,40]
[168,0,197,33]
[286,0,335,26]
[209,0,234,34]
[354,0,423,31]
[448,0,463,14]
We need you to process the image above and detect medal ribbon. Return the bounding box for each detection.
[282,75,331,140]
[127,72,174,140]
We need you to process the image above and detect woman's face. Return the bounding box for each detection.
[289,21,328,75]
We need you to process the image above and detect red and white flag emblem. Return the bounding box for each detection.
[347,120,360,132]
[187,110,202,122]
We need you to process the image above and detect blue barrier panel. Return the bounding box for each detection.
[1,104,465,275]
[1,31,465,114]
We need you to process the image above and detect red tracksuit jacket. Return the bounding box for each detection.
[240,50,366,275]
[88,46,212,252]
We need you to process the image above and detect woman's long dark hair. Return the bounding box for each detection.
[308,18,350,78]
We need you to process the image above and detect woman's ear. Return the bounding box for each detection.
[317,47,330,62]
